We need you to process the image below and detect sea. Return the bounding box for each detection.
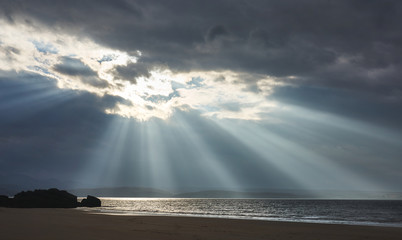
[81,198,402,228]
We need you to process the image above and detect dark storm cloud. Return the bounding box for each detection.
[53,57,109,88]
[206,25,229,42]
[53,57,97,77]
[3,46,20,55]
[0,0,401,125]
[80,77,110,88]
[2,0,396,129]
[110,61,151,84]
[0,45,20,62]
[2,0,401,96]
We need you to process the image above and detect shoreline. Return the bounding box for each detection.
[84,208,402,228]
[1,208,402,240]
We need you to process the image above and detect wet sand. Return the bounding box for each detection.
[1,208,401,240]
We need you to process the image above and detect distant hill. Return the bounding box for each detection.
[70,187,174,197]
[306,190,402,199]
[70,188,309,199]
[173,190,402,199]
[4,182,401,199]
[173,190,303,198]
[69,187,402,199]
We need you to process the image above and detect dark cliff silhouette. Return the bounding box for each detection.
[0,188,101,208]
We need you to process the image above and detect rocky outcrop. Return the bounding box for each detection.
[0,195,11,207]
[12,188,78,208]
[80,195,101,207]
[0,188,101,208]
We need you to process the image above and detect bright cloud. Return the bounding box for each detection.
[0,18,282,121]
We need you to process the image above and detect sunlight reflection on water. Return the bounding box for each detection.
[80,198,402,227]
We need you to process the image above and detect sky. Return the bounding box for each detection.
[1,0,402,194]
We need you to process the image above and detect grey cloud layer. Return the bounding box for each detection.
[2,1,401,93]
[1,1,401,118]
[53,57,97,77]
[53,57,110,88]
[111,61,152,84]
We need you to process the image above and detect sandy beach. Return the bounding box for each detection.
[0,208,401,240]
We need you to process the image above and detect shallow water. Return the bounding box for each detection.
[85,198,402,227]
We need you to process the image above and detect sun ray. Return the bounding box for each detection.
[0,81,76,122]
[142,119,178,189]
[212,115,383,193]
[284,105,402,146]
[75,117,131,188]
[167,113,244,191]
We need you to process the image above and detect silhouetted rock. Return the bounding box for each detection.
[12,188,78,208]
[0,195,11,207]
[0,188,102,208]
[80,195,101,207]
